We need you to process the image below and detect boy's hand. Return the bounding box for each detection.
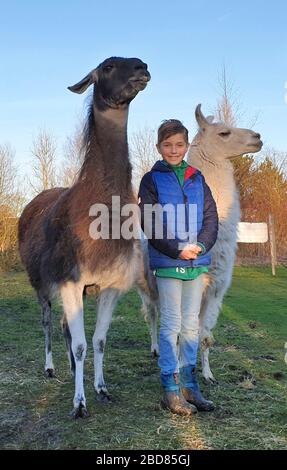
[179,244,202,260]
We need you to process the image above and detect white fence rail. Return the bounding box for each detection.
[236,216,277,276]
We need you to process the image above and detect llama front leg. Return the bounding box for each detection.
[38,294,55,378]
[60,282,87,418]
[93,288,121,403]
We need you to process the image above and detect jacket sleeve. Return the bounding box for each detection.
[138,172,181,259]
[197,176,219,253]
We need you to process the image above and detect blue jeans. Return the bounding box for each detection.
[156,275,204,376]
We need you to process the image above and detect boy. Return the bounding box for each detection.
[138,119,218,416]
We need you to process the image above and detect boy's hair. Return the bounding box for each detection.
[157,119,189,145]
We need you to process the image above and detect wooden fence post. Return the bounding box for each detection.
[268,214,277,276]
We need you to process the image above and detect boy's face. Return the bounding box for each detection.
[156,133,189,166]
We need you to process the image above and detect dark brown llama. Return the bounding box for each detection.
[18,57,151,418]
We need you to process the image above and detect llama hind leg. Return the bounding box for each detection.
[149,304,159,358]
[138,289,159,358]
[200,338,216,384]
[61,315,76,376]
[38,294,55,378]
[93,288,121,403]
[200,290,225,383]
[60,282,88,418]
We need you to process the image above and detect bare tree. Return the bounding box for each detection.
[0,143,25,268]
[130,126,158,191]
[30,130,58,194]
[264,148,287,177]
[0,143,26,213]
[215,64,240,126]
[215,64,260,129]
[0,143,17,207]
[60,122,85,187]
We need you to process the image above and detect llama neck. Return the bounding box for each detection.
[188,144,239,219]
[79,106,132,194]
[188,144,234,175]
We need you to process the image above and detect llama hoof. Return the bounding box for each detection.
[70,403,88,419]
[96,390,111,404]
[151,350,159,359]
[203,375,217,385]
[45,368,56,378]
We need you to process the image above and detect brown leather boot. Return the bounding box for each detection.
[161,390,197,416]
[180,366,215,412]
[181,386,215,411]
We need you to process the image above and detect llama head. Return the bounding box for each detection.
[68,57,150,109]
[191,104,263,163]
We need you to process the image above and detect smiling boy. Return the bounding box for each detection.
[139,119,218,416]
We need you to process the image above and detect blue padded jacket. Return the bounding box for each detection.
[138,160,218,270]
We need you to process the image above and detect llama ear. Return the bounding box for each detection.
[68,69,99,94]
[206,115,215,124]
[195,104,210,130]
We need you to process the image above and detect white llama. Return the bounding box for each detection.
[187,104,262,382]
[140,104,263,383]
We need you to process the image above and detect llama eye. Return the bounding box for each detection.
[218,131,231,137]
[104,65,114,72]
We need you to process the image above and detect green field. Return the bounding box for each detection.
[0,267,286,450]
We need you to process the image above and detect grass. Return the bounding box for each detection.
[0,267,286,450]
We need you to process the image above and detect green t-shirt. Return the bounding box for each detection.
[155,160,208,281]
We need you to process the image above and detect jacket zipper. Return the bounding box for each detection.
[172,172,190,239]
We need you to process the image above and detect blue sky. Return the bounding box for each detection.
[1,0,286,173]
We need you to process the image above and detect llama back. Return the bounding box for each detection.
[18,188,68,290]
